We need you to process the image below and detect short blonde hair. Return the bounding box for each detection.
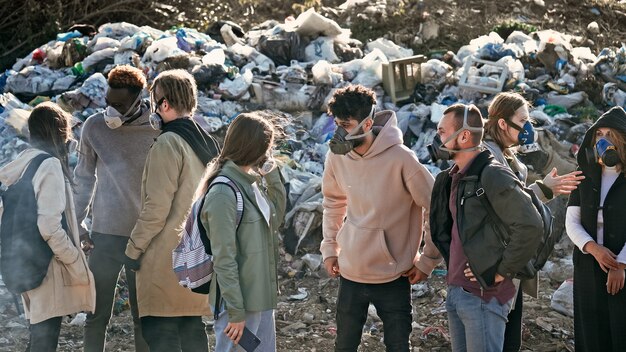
[150,69,197,116]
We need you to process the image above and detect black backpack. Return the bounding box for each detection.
[472,162,558,280]
[0,153,67,294]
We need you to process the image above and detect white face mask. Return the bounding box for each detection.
[103,93,142,129]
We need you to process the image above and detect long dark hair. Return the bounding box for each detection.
[28,102,74,182]
[196,112,275,198]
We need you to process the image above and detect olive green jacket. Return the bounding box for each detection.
[201,161,286,322]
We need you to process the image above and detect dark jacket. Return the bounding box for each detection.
[430,150,544,288]
[568,106,626,256]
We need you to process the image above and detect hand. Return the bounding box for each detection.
[124,254,141,272]
[463,263,505,284]
[584,242,619,272]
[258,158,276,176]
[542,168,585,196]
[224,321,246,344]
[403,266,428,284]
[80,233,94,254]
[323,257,340,278]
[607,266,625,295]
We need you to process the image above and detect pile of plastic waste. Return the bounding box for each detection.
[1,8,624,264]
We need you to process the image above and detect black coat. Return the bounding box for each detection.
[566,106,626,352]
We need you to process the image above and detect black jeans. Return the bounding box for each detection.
[141,316,208,352]
[335,276,412,352]
[503,288,524,352]
[26,316,62,352]
[83,233,148,352]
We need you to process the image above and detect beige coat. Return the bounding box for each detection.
[126,132,211,317]
[0,149,95,324]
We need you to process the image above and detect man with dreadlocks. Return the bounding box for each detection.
[124,69,219,352]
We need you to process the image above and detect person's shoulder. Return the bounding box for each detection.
[482,160,519,190]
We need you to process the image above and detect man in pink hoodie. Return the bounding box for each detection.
[320,85,442,352]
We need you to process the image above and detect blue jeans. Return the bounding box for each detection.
[214,308,276,352]
[446,285,512,352]
[335,276,412,352]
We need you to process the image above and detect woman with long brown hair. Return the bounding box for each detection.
[0,102,95,351]
[566,106,626,351]
[200,112,286,351]
[483,92,584,352]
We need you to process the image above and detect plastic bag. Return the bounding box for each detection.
[142,37,186,64]
[351,48,388,87]
[550,279,573,317]
[366,38,413,60]
[291,8,343,37]
[82,48,116,71]
[304,37,340,63]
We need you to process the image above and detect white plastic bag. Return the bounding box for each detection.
[366,38,413,60]
[550,279,573,317]
[305,37,340,63]
[291,8,343,37]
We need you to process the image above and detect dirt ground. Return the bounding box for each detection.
[2,0,624,351]
[1,261,574,351]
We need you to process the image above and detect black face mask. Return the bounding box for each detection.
[329,106,375,155]
[427,105,483,162]
[428,134,453,162]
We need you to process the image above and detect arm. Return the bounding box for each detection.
[33,159,80,264]
[125,136,181,260]
[320,155,347,261]
[405,166,442,275]
[72,122,97,236]
[200,188,245,322]
[565,206,594,253]
[263,167,287,230]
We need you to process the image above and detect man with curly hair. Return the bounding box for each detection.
[74,65,157,352]
[320,84,441,351]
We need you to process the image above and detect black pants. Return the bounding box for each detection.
[26,316,62,352]
[503,287,523,352]
[141,316,208,352]
[335,276,412,352]
[573,249,626,352]
[83,233,148,352]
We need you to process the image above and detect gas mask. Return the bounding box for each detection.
[507,120,540,153]
[149,97,166,131]
[329,106,375,155]
[595,138,619,167]
[103,93,142,129]
[427,105,483,162]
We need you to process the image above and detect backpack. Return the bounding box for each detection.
[472,162,558,280]
[0,153,66,294]
[172,175,244,294]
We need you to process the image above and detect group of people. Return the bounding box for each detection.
[0,65,285,352]
[320,85,626,352]
[0,62,624,352]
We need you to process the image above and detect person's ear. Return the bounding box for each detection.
[497,118,507,131]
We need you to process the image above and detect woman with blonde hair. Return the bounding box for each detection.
[483,92,584,351]
[200,112,286,351]
[566,106,626,351]
[0,102,95,351]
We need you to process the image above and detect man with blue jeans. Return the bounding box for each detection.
[428,104,543,351]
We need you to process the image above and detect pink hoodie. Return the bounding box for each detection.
[321,111,441,284]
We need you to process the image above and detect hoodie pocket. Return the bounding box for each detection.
[336,220,398,280]
[60,255,90,286]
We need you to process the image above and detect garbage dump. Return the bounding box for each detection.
[1,3,625,351]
